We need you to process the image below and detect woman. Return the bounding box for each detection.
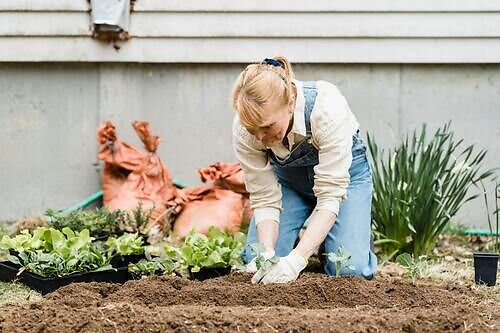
[231,56,377,284]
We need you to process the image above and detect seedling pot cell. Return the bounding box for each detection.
[0,261,130,294]
[473,252,499,287]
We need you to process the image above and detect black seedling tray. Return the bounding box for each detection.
[0,261,130,295]
[110,254,145,267]
[189,267,231,281]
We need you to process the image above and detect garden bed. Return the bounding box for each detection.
[0,271,498,333]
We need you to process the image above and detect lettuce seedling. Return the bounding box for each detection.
[2,227,113,277]
[325,245,355,277]
[128,257,174,276]
[105,233,145,257]
[164,227,246,277]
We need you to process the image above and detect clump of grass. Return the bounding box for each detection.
[0,282,41,306]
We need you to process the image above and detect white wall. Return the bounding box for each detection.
[1,1,500,228]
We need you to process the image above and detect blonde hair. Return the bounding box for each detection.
[231,55,295,130]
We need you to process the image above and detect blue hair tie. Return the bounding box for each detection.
[262,58,284,68]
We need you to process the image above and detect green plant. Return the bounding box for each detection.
[479,181,500,252]
[3,227,112,277]
[368,123,494,258]
[123,204,152,232]
[0,227,48,253]
[396,253,428,284]
[248,243,279,271]
[325,245,354,277]
[46,205,154,238]
[105,233,145,256]
[128,257,174,276]
[164,227,246,277]
[45,208,123,236]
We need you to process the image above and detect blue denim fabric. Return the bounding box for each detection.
[242,81,377,279]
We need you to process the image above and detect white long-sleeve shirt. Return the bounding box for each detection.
[232,80,359,225]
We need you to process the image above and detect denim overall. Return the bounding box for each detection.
[242,81,377,279]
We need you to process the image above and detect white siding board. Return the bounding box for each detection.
[2,37,500,63]
[0,0,88,12]
[2,0,500,13]
[134,0,500,12]
[2,12,500,38]
[130,12,500,38]
[1,0,499,63]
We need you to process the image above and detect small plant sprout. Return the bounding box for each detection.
[325,245,355,277]
[479,180,500,252]
[249,243,279,271]
[396,253,428,284]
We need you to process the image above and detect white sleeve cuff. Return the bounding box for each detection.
[314,199,341,216]
[254,207,281,226]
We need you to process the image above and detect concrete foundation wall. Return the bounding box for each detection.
[1,63,499,228]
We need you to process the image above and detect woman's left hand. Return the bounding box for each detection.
[251,249,307,284]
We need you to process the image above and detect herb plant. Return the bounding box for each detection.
[45,205,154,238]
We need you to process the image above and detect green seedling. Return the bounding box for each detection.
[396,252,428,284]
[3,227,112,277]
[249,243,279,271]
[325,245,355,277]
[164,227,246,277]
[105,233,144,257]
[128,257,174,276]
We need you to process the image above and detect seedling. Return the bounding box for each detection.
[396,252,428,284]
[325,245,355,277]
[128,257,174,276]
[249,243,279,271]
[479,180,500,252]
[105,233,144,256]
[164,227,246,277]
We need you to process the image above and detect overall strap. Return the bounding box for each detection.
[300,81,318,136]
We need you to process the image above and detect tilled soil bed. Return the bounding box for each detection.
[0,272,498,332]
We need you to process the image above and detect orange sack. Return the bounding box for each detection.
[172,162,253,240]
[172,186,244,239]
[97,121,178,234]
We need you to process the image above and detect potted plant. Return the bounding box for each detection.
[474,182,500,286]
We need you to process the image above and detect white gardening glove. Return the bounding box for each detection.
[251,249,307,284]
[246,249,275,273]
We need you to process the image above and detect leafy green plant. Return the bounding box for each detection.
[45,208,123,236]
[325,245,354,277]
[368,123,494,258]
[3,227,112,277]
[164,227,246,277]
[105,233,145,256]
[0,227,48,253]
[248,243,279,271]
[128,257,174,276]
[479,181,500,252]
[45,205,154,238]
[396,253,428,284]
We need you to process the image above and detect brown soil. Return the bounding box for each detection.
[0,272,498,333]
